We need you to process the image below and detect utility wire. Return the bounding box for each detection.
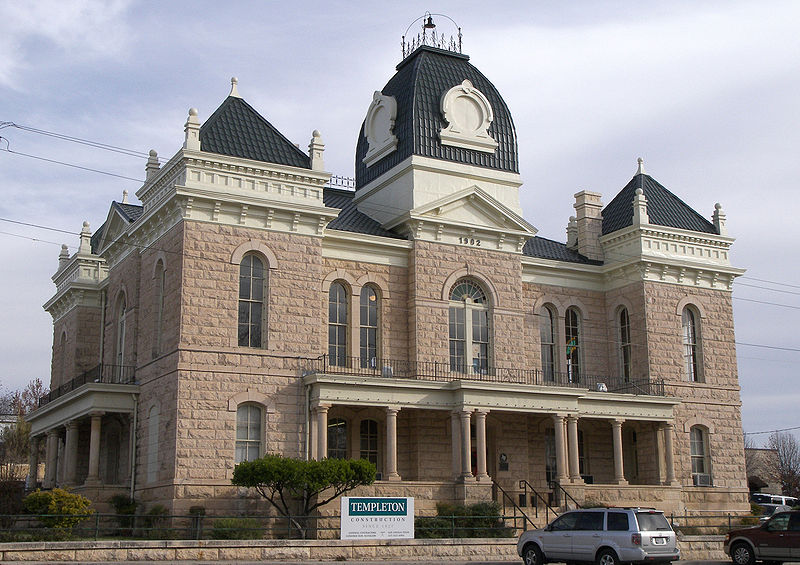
[744,425,800,436]
[0,143,144,183]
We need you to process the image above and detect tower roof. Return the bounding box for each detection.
[199,95,310,169]
[602,171,717,236]
[355,45,518,188]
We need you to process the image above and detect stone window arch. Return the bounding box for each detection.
[448,278,491,374]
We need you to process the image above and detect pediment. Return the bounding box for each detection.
[95,207,133,254]
[411,186,537,236]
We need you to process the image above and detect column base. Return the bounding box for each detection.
[663,480,679,486]
[458,474,477,483]
[570,477,585,485]
[475,473,491,482]
[84,477,102,487]
[614,479,629,485]
[384,473,402,482]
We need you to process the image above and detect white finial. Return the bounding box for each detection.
[58,244,70,270]
[229,77,240,98]
[566,215,578,249]
[79,221,92,254]
[633,186,649,226]
[184,108,201,151]
[636,157,646,175]
[146,149,160,179]
[308,130,325,171]
[122,190,129,204]
[713,202,727,236]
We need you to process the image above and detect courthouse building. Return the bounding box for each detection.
[27,25,748,518]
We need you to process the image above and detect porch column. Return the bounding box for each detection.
[566,415,583,483]
[451,410,462,480]
[85,412,103,485]
[385,407,401,481]
[474,410,489,482]
[314,405,329,461]
[459,410,474,481]
[43,429,59,488]
[64,420,80,486]
[662,423,677,485]
[552,414,568,482]
[611,419,627,485]
[26,436,40,489]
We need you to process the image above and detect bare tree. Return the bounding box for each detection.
[767,432,800,498]
[0,379,48,465]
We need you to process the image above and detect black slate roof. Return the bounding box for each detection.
[602,173,717,236]
[324,189,406,239]
[523,236,603,265]
[200,96,311,169]
[355,46,518,188]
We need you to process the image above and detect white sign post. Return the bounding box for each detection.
[340,497,414,539]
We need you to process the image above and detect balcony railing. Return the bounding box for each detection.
[39,364,136,407]
[306,356,664,396]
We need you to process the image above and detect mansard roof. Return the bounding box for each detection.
[355,45,518,188]
[602,173,717,236]
[324,189,406,239]
[199,96,311,169]
[523,236,603,265]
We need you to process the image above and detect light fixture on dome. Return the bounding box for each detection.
[401,12,462,58]
[423,13,436,29]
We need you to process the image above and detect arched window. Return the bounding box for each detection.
[115,293,127,380]
[147,405,159,483]
[618,307,632,382]
[690,426,712,486]
[565,307,582,383]
[360,286,379,368]
[235,403,263,463]
[153,260,166,357]
[327,418,348,459]
[682,306,702,382]
[448,279,490,374]
[238,255,265,348]
[329,282,348,366]
[540,306,557,381]
[360,419,379,468]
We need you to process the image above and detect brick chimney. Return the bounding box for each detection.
[573,190,604,261]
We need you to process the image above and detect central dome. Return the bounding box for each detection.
[355,46,519,189]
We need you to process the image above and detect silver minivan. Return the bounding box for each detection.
[517,508,680,565]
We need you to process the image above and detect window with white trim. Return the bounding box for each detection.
[540,305,557,381]
[329,282,348,366]
[238,254,266,348]
[690,425,712,485]
[448,279,490,374]
[327,418,348,459]
[360,286,379,368]
[235,403,263,463]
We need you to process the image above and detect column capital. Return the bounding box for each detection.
[566,414,580,424]
[385,407,400,416]
[611,418,625,428]
[312,404,330,414]
[66,420,80,430]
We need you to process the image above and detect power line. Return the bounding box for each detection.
[0,143,144,183]
[744,425,800,436]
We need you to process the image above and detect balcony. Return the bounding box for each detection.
[305,356,664,396]
[39,364,136,407]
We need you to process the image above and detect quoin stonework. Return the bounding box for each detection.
[28,19,748,522]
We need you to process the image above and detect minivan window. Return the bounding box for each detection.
[575,512,604,531]
[607,512,629,531]
[635,512,671,531]
[551,512,580,531]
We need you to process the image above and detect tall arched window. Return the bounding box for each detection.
[540,305,557,381]
[690,425,712,485]
[360,419,379,468]
[115,293,127,377]
[238,255,265,348]
[360,286,379,368]
[618,307,632,382]
[329,282,348,366]
[147,404,159,483]
[565,307,582,383]
[327,418,348,459]
[449,279,490,374]
[682,306,701,382]
[235,403,263,463]
[153,260,166,357]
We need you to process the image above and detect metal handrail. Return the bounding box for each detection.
[519,479,559,523]
[492,479,536,532]
[309,355,664,397]
[39,364,136,407]
[549,481,582,511]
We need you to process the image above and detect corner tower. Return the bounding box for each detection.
[354,20,536,252]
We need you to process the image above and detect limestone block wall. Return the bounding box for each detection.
[50,305,102,389]
[102,251,142,369]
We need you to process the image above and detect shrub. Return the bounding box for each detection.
[143,504,169,539]
[110,494,138,535]
[211,517,264,539]
[415,501,514,538]
[23,488,93,529]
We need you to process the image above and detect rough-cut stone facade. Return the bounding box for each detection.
[30,43,748,527]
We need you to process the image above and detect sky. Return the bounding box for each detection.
[0,1,798,446]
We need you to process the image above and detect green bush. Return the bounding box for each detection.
[110,494,138,534]
[143,504,169,539]
[23,488,93,529]
[415,501,514,538]
[211,517,264,539]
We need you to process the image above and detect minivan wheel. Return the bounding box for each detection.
[731,542,755,565]
[522,544,543,565]
[596,549,619,565]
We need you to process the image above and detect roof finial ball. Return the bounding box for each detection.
[229,77,240,98]
[636,157,646,175]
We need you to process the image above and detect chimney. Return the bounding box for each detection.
[573,190,604,261]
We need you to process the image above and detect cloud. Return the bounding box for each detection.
[0,0,133,88]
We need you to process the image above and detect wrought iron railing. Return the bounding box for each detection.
[38,364,136,407]
[307,355,665,396]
